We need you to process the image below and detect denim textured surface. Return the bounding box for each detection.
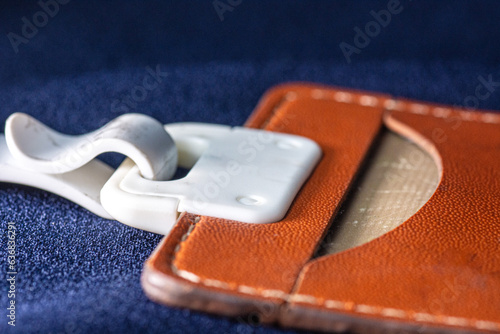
[0,1,499,333]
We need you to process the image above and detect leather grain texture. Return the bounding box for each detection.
[142,83,500,333]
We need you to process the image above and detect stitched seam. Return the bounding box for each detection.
[172,266,500,331]
[313,89,500,124]
[170,216,200,277]
[169,89,500,331]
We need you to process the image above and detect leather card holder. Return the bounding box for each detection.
[141,83,500,333]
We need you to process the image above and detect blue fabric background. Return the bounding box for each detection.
[1,1,499,333]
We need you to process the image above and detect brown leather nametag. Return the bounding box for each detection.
[141,83,500,333]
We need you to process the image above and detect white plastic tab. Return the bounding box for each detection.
[5,113,177,180]
[101,123,322,234]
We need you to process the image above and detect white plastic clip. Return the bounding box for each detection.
[101,123,322,234]
[1,114,321,235]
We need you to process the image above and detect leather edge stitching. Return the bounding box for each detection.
[309,88,500,124]
[170,215,200,278]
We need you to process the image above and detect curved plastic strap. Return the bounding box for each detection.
[1,113,178,218]
[5,113,177,180]
[0,133,114,218]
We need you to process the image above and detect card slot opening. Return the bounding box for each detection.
[314,128,440,257]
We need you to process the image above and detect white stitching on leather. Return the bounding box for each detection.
[238,285,258,295]
[482,113,500,123]
[171,220,197,277]
[289,293,319,304]
[171,217,500,331]
[169,91,500,331]
[383,99,398,110]
[314,89,500,123]
[388,97,499,123]
[432,107,452,118]
[324,299,348,309]
[476,320,500,331]
[261,289,289,299]
[173,261,500,330]
[203,278,232,289]
[443,316,472,327]
[359,95,379,107]
[413,313,436,322]
[409,103,430,115]
[333,91,354,103]
[355,304,379,315]
[176,269,201,283]
[380,308,408,319]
